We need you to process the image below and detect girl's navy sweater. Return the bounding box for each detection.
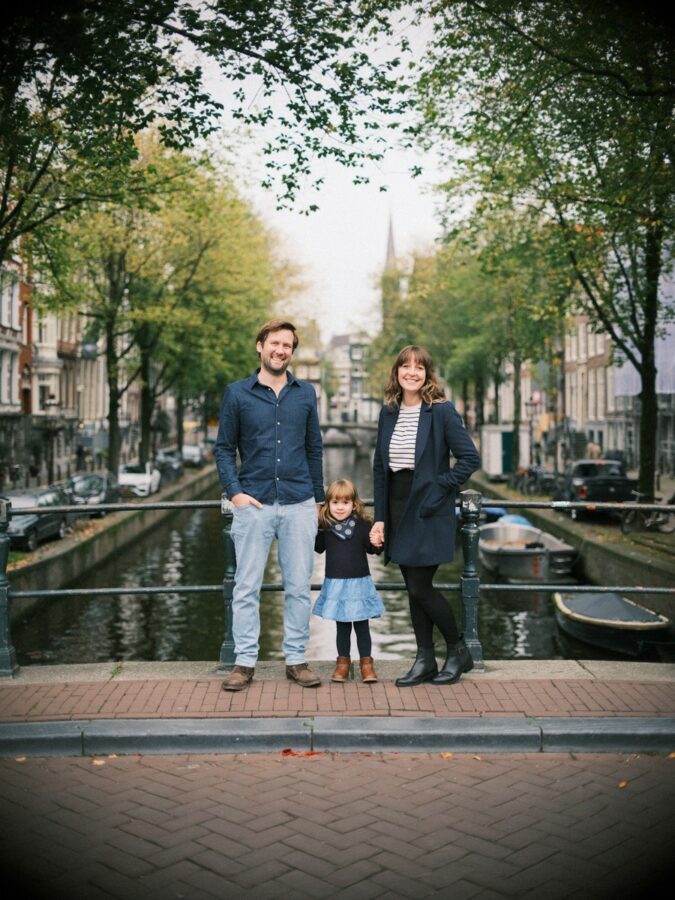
[314,519,382,579]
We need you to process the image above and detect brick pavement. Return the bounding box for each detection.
[1,676,674,723]
[0,751,673,899]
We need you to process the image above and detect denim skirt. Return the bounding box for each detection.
[313,576,385,622]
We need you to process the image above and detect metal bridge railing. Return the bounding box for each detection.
[1,491,673,678]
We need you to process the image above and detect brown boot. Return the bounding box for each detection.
[221,665,254,692]
[359,656,378,683]
[285,663,321,688]
[331,656,351,682]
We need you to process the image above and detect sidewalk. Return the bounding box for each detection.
[1,660,674,756]
[1,661,673,899]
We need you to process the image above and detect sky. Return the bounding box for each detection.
[246,146,444,343]
[204,14,444,344]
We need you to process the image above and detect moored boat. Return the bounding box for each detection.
[553,591,671,656]
[478,521,577,581]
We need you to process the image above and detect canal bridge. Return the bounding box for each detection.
[320,421,377,456]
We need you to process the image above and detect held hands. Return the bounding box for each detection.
[369,521,385,548]
[231,492,263,509]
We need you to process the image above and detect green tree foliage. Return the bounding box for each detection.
[407,0,674,494]
[369,210,569,466]
[48,138,281,473]
[1,1,408,268]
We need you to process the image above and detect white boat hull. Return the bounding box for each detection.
[478,523,577,582]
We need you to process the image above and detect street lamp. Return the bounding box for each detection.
[525,390,543,466]
[43,397,64,484]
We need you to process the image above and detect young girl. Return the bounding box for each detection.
[313,479,385,683]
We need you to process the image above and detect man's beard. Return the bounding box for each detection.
[262,356,289,376]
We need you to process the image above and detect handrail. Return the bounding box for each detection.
[0,490,673,678]
[4,498,674,515]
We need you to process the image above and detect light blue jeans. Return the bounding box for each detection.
[229,497,318,667]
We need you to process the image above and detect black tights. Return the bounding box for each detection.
[400,564,460,649]
[336,620,372,657]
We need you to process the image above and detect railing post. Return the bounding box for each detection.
[218,495,236,670]
[459,489,484,671]
[0,499,19,677]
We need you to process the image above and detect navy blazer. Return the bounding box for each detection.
[373,400,480,566]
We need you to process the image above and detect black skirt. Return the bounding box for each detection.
[389,468,414,541]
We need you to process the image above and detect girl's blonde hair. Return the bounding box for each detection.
[384,345,447,409]
[318,478,373,530]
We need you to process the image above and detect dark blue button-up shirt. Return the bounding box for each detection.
[215,370,325,505]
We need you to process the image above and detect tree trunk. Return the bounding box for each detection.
[103,251,126,476]
[139,342,153,466]
[474,371,485,431]
[106,328,122,477]
[637,225,662,498]
[461,378,469,424]
[176,391,185,455]
[492,360,502,423]
[512,355,522,473]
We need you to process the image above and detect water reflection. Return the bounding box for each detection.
[13,448,654,665]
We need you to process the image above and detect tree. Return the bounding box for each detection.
[1,0,407,270]
[410,0,675,495]
[45,140,282,474]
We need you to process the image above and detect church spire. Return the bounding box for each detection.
[385,215,396,272]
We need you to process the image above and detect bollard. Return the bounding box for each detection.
[0,499,19,677]
[459,489,484,671]
[218,494,236,669]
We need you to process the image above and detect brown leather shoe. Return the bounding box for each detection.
[221,665,255,691]
[359,656,378,683]
[285,663,321,688]
[331,656,351,682]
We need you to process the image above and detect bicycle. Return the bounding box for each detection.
[620,490,675,534]
[523,465,557,496]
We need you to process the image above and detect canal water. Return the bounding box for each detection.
[12,446,673,665]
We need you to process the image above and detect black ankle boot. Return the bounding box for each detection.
[395,648,438,687]
[431,636,474,685]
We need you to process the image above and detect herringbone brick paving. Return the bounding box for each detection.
[1,677,674,722]
[0,752,673,899]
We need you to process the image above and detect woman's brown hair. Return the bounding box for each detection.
[318,478,373,530]
[383,345,446,408]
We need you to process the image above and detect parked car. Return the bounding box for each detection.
[68,472,121,516]
[181,443,208,468]
[3,486,70,551]
[118,462,162,497]
[155,448,184,483]
[554,459,637,519]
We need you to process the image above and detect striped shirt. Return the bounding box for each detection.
[389,403,421,471]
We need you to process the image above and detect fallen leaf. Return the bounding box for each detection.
[668,752,675,759]
[441,752,454,759]
[92,759,106,766]
[473,755,482,761]
[281,749,325,757]
[618,780,629,789]
[108,754,118,759]
[14,756,26,763]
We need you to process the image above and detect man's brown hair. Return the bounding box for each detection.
[256,319,299,353]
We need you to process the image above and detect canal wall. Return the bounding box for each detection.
[469,474,675,617]
[8,467,221,622]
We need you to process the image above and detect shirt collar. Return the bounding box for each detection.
[246,369,299,390]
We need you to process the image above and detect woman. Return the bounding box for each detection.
[370,346,480,686]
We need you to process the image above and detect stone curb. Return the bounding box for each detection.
[1,716,673,757]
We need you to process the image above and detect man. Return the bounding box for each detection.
[215,319,324,690]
